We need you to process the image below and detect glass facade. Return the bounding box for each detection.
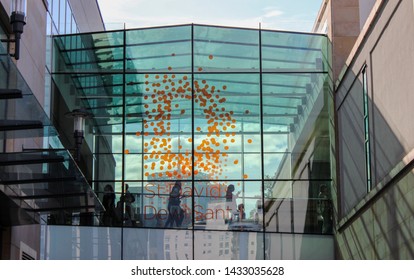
[49,24,334,259]
[0,41,102,224]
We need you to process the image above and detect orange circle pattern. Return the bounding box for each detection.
[135,61,254,180]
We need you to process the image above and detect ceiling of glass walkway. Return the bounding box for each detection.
[53,24,330,135]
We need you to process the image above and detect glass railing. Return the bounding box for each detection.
[43,225,334,260]
[44,180,333,236]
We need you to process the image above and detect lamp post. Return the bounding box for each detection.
[65,109,92,163]
[10,0,26,60]
[1,0,27,60]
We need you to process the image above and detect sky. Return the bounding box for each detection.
[98,0,323,32]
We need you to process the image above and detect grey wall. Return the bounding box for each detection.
[359,0,377,29]
[69,0,105,32]
[337,71,366,214]
[335,0,414,259]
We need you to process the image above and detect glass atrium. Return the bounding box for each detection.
[47,24,333,259]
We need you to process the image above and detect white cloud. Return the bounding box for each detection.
[98,0,319,32]
[263,9,284,18]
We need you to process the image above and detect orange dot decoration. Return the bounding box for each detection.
[208,54,214,60]
[139,73,240,180]
[247,139,253,144]
[244,174,249,179]
[124,149,130,154]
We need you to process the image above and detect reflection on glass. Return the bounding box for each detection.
[52,25,333,238]
[194,25,259,72]
[195,231,264,260]
[265,233,334,260]
[45,226,122,260]
[137,181,192,229]
[124,228,192,260]
[265,181,332,234]
[193,181,263,231]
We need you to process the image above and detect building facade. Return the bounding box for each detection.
[314,0,414,259]
[0,0,104,260]
[46,24,334,259]
[1,0,413,260]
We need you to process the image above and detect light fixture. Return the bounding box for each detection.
[1,0,27,60]
[65,108,92,163]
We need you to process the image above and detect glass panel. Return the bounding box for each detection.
[46,14,53,69]
[53,31,124,73]
[265,233,334,260]
[262,31,328,72]
[193,181,262,231]
[139,181,193,229]
[51,0,60,29]
[124,228,193,260]
[126,26,191,72]
[93,134,123,154]
[0,19,7,50]
[264,153,291,180]
[71,15,77,34]
[49,26,333,247]
[65,1,71,34]
[59,0,66,34]
[126,73,194,180]
[124,134,142,153]
[194,73,261,180]
[194,231,264,259]
[0,42,101,217]
[265,180,332,234]
[93,153,121,181]
[45,226,122,260]
[194,25,259,72]
[265,198,292,233]
[124,154,143,180]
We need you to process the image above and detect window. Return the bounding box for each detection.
[362,66,372,191]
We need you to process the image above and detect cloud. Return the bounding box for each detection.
[263,9,284,18]
[98,0,316,32]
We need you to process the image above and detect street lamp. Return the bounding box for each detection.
[1,0,27,60]
[65,108,92,163]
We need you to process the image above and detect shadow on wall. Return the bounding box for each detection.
[336,67,414,259]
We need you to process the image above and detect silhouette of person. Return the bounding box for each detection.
[317,184,332,234]
[225,184,240,221]
[102,184,115,226]
[165,181,184,228]
[237,203,246,221]
[121,184,135,225]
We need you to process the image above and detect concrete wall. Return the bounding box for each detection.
[0,0,47,103]
[69,0,104,32]
[359,0,377,29]
[0,0,47,260]
[313,0,361,81]
[335,0,414,259]
[0,0,104,260]
[337,70,366,214]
